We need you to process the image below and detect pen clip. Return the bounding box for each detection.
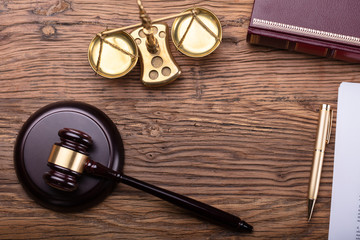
[326,109,333,144]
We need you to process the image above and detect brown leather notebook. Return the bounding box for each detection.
[247,0,360,63]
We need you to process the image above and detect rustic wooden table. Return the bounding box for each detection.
[1,0,359,239]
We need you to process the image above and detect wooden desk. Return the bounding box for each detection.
[0,0,359,239]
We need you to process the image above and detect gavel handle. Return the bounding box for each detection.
[84,159,253,232]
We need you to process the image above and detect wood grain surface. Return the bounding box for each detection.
[1,0,359,239]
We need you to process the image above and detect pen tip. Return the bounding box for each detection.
[238,220,253,232]
[307,199,316,222]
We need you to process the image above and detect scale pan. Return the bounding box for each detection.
[88,31,138,78]
[171,8,222,58]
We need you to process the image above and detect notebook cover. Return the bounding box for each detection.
[247,0,360,61]
[328,82,360,239]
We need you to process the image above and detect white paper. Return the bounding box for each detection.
[329,82,360,239]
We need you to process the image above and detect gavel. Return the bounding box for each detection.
[43,128,253,232]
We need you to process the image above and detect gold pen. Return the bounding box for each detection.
[308,104,333,221]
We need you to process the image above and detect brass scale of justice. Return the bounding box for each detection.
[88,0,222,87]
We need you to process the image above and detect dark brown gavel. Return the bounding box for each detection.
[43,128,253,232]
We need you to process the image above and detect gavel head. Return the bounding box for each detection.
[43,128,93,192]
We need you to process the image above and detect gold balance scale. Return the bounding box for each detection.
[88,0,222,87]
